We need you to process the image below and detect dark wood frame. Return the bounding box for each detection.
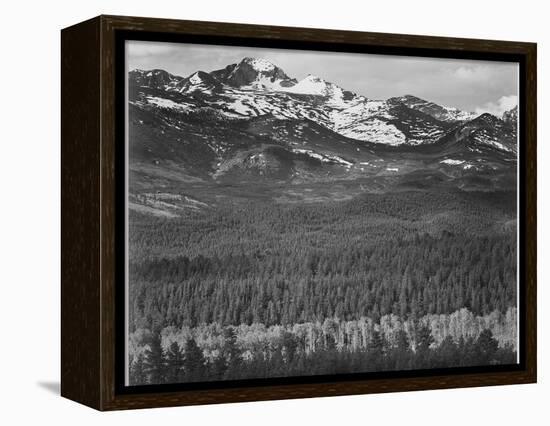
[61,14,537,411]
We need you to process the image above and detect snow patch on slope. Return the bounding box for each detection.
[145,96,192,111]
[441,159,465,165]
[338,118,407,145]
[292,148,353,167]
[243,57,276,72]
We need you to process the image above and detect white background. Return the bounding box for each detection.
[0,0,546,424]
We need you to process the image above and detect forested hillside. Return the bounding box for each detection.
[128,189,518,385]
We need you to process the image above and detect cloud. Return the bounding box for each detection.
[127,41,182,58]
[475,95,518,117]
[454,65,492,81]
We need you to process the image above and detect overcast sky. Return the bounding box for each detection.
[127,40,519,115]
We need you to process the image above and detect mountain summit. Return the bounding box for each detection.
[128,57,516,160]
[173,71,222,94]
[210,57,297,90]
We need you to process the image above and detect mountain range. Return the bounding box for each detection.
[128,57,518,215]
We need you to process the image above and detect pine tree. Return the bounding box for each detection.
[393,329,412,370]
[143,332,165,384]
[415,324,434,368]
[183,337,206,382]
[416,325,434,353]
[368,330,386,369]
[282,331,298,363]
[435,336,458,368]
[165,341,184,383]
[399,285,408,319]
[458,335,478,366]
[476,329,499,365]
[210,354,228,380]
[222,327,241,379]
[129,353,147,385]
[395,329,410,352]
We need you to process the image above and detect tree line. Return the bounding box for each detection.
[129,325,516,385]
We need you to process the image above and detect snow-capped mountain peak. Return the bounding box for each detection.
[172,70,221,94]
[188,71,206,85]
[210,57,297,90]
[129,68,183,90]
[240,57,276,72]
[128,60,515,152]
[283,74,349,99]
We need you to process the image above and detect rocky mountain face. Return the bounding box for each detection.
[129,69,183,90]
[387,94,477,122]
[128,57,518,205]
[210,57,298,89]
[502,105,518,136]
[503,105,518,124]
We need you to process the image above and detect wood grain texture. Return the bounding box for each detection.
[100,15,118,410]
[61,17,102,410]
[61,14,537,411]
[523,43,537,382]
[101,14,534,53]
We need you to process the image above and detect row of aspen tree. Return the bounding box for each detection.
[129,307,517,385]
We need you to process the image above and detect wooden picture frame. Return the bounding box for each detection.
[61,15,536,411]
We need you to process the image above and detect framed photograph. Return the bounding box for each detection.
[61,15,536,410]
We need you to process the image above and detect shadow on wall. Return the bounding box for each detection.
[37,381,60,395]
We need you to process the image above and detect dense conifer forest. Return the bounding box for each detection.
[128,189,518,385]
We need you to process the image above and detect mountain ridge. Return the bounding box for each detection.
[130,61,513,149]
[129,58,517,129]
[127,57,518,203]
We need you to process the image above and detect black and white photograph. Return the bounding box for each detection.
[125,41,520,386]
[0,0,544,419]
